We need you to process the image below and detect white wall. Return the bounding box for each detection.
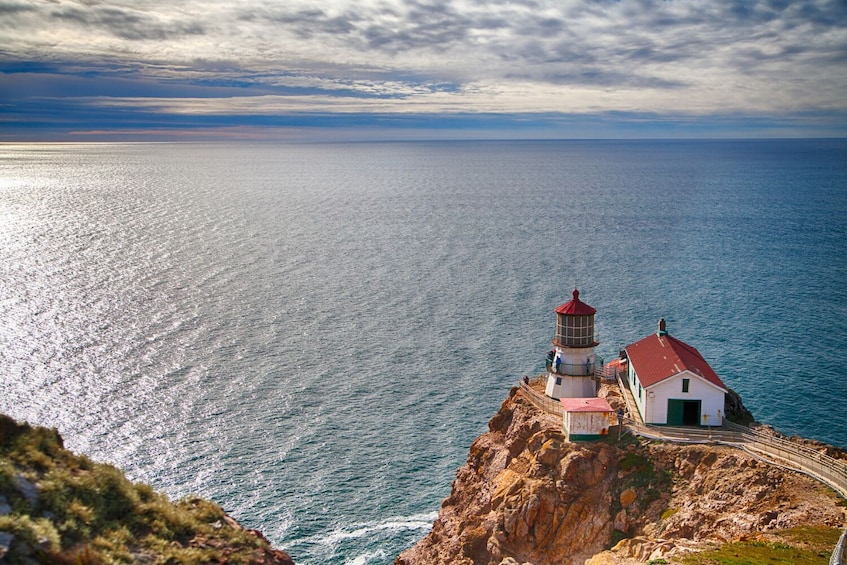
[628,365,725,425]
[555,346,595,368]
[628,363,648,420]
[545,374,596,399]
[564,411,614,439]
[551,346,596,377]
[648,371,725,425]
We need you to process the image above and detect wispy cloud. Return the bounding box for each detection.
[1,0,846,139]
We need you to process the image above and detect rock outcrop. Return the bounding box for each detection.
[397,387,845,565]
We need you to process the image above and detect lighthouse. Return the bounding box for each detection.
[545,289,599,399]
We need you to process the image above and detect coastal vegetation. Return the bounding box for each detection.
[676,526,841,565]
[0,414,293,564]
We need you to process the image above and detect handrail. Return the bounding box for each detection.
[519,376,847,563]
[832,528,846,565]
[615,373,639,424]
[519,375,565,417]
[546,360,597,376]
[720,421,847,498]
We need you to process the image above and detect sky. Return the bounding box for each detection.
[1,0,847,141]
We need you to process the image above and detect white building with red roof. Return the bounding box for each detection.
[560,397,616,441]
[625,319,727,426]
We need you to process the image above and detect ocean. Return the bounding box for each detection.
[1,139,845,564]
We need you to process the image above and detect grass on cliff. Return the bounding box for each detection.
[617,450,671,507]
[677,526,842,565]
[0,414,273,564]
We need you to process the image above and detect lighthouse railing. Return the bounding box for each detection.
[546,361,597,376]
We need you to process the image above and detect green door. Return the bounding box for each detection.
[667,399,701,425]
[667,399,684,425]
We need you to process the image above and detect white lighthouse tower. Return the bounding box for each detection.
[545,289,599,399]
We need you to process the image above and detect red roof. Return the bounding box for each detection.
[555,289,596,315]
[560,397,614,413]
[625,332,726,391]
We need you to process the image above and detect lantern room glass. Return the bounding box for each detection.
[556,314,595,347]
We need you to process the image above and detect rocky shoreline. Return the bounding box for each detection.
[396,386,846,565]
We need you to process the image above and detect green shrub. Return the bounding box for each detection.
[140,496,201,539]
[782,526,843,548]
[619,452,651,473]
[679,528,841,565]
[177,495,226,523]
[619,453,660,489]
[0,514,62,558]
[610,528,629,547]
[0,413,280,563]
[59,499,96,542]
[134,481,157,503]
[91,525,135,562]
[0,459,12,490]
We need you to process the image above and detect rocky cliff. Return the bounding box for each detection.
[0,414,294,564]
[396,387,846,565]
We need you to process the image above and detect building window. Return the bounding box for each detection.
[682,378,690,393]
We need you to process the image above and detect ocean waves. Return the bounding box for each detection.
[286,512,439,565]
[1,140,845,564]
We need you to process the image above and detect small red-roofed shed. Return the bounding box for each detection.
[625,319,727,426]
[560,397,615,441]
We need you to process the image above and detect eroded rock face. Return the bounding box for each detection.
[589,440,845,563]
[396,387,845,565]
[640,444,843,540]
[396,389,619,565]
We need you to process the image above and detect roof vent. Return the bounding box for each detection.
[657,318,668,337]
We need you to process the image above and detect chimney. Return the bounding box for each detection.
[657,318,668,337]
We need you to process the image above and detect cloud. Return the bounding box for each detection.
[237,6,360,39]
[45,4,205,41]
[0,0,846,139]
[0,1,35,16]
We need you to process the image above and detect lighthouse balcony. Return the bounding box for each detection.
[545,360,598,377]
[552,338,600,349]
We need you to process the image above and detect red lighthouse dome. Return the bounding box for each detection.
[553,289,598,348]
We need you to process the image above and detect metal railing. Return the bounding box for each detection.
[519,375,565,417]
[519,375,847,564]
[545,361,596,376]
[721,420,847,499]
[832,528,846,565]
